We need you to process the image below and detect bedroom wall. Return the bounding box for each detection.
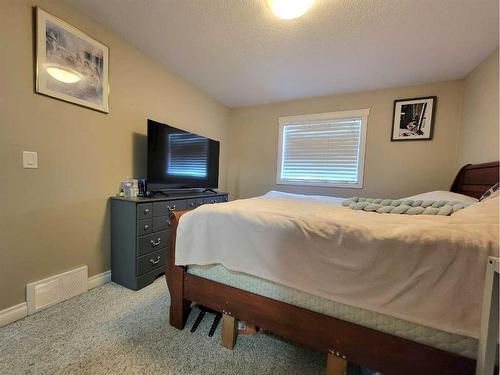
[457,49,499,166]
[0,0,230,309]
[227,80,465,199]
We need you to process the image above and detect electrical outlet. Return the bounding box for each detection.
[22,151,38,169]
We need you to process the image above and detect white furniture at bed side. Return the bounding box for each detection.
[475,257,499,375]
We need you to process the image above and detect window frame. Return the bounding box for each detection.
[276,109,370,188]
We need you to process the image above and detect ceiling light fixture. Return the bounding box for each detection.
[46,66,81,83]
[266,0,316,20]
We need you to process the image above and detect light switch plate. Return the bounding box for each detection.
[23,151,38,169]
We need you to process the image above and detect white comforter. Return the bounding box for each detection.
[175,191,499,338]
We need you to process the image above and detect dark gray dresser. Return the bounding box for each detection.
[110,192,229,290]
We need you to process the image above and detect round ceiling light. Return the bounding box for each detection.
[46,66,81,84]
[266,0,316,20]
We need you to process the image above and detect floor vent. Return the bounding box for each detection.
[26,266,88,314]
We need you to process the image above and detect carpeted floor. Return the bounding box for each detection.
[0,278,331,374]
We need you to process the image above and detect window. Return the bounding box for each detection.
[277,109,369,188]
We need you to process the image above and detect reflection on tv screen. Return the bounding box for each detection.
[167,133,209,178]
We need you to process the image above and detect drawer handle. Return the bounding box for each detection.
[150,256,161,265]
[144,224,150,230]
[189,202,194,207]
[150,238,161,246]
[167,205,176,211]
[144,208,150,214]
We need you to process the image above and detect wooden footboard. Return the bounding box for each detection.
[165,210,191,329]
[165,211,477,375]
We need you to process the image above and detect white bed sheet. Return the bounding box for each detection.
[175,191,499,338]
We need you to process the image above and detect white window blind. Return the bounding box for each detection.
[277,109,369,188]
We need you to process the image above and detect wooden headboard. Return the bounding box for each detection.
[450,161,499,199]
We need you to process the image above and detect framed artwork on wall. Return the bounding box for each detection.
[35,7,109,113]
[391,96,436,141]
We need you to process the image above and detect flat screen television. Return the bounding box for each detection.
[147,119,220,191]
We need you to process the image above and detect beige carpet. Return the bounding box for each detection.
[0,277,343,374]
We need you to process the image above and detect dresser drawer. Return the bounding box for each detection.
[153,200,187,216]
[214,195,226,203]
[137,218,153,236]
[137,249,165,276]
[203,197,217,205]
[186,199,197,209]
[153,215,171,232]
[137,203,152,219]
[137,230,169,256]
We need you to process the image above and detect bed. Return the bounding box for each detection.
[165,161,499,375]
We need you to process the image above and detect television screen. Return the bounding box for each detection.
[147,120,220,190]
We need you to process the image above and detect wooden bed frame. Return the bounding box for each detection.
[165,161,499,375]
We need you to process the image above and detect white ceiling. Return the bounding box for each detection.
[68,0,499,108]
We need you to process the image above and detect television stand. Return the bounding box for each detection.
[147,188,219,197]
[202,188,217,194]
[146,190,173,198]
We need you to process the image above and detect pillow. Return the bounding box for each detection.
[342,197,471,215]
[451,195,499,221]
[479,183,499,201]
[402,190,478,203]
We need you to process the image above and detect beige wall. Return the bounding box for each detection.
[1,1,497,312]
[457,50,499,166]
[0,0,230,309]
[227,80,465,199]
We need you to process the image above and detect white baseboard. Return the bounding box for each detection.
[0,303,28,328]
[0,270,111,329]
[88,270,111,290]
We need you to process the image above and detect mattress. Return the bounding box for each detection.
[177,191,499,338]
[187,264,478,359]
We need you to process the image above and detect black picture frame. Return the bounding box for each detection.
[391,96,437,141]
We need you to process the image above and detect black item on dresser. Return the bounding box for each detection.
[110,192,229,290]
